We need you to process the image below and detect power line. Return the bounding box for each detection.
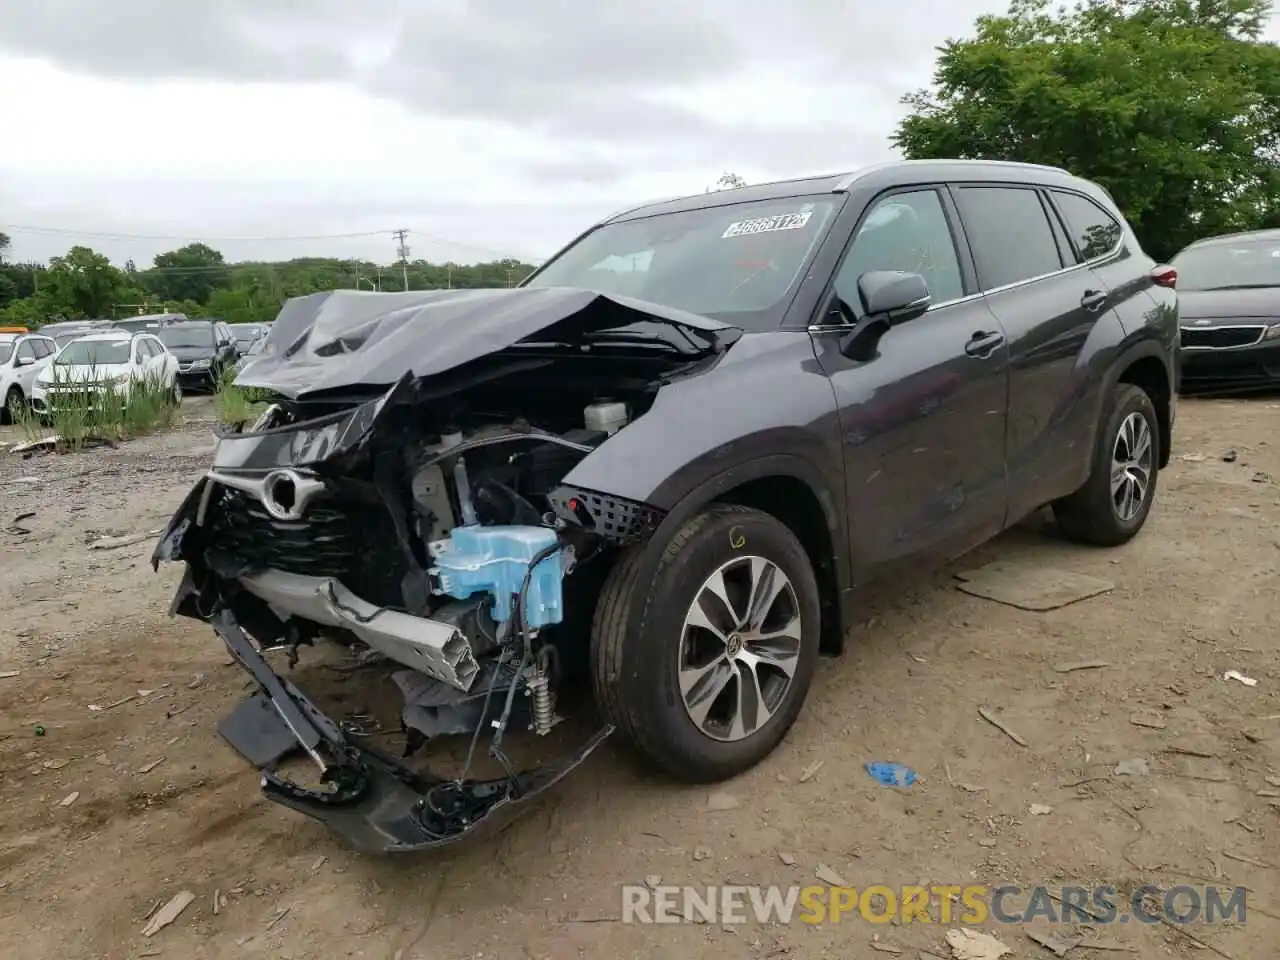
[3,224,394,243]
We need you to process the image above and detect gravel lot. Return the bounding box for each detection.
[0,395,1277,960]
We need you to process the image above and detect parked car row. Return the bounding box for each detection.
[0,315,272,423]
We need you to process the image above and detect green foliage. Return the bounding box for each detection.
[0,234,538,327]
[144,243,229,304]
[892,0,1280,259]
[213,363,271,425]
[14,365,178,450]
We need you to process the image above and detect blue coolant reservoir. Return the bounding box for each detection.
[428,525,565,628]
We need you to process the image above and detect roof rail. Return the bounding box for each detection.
[832,158,1071,192]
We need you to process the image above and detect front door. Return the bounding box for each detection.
[809,186,1010,579]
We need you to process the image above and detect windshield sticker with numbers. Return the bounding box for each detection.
[721,211,813,239]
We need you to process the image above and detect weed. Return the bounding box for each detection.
[16,363,179,451]
[213,363,270,425]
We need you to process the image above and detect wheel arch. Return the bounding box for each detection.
[637,455,852,656]
[1110,344,1173,469]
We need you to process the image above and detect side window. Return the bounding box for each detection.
[134,340,148,363]
[16,340,36,361]
[31,339,51,358]
[1052,191,1124,261]
[835,189,965,314]
[142,338,159,357]
[953,187,1063,290]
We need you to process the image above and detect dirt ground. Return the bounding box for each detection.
[1,395,1277,960]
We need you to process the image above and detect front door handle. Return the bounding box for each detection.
[1081,289,1108,312]
[965,330,1005,359]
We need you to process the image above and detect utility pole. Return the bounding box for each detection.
[393,229,410,291]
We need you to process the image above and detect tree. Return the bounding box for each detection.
[0,231,10,263]
[39,246,132,319]
[146,242,229,304]
[892,0,1280,259]
[708,172,748,192]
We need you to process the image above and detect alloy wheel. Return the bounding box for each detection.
[678,555,803,742]
[1111,411,1153,521]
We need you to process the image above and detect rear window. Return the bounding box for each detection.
[524,197,841,331]
[0,340,13,364]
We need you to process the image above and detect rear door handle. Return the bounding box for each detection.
[1081,289,1108,312]
[965,330,1005,359]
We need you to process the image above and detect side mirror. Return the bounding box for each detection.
[836,271,932,362]
[857,270,931,324]
[14,356,34,367]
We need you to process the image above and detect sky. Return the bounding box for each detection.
[2,1,1278,269]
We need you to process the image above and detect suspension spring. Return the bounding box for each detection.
[526,667,556,736]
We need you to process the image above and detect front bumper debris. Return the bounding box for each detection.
[212,605,613,852]
[238,569,481,691]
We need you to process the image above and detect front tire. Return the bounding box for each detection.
[1053,383,1160,546]
[591,504,821,782]
[2,387,24,425]
[169,379,183,406]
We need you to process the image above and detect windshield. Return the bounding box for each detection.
[0,341,13,364]
[523,197,840,331]
[54,333,90,348]
[1173,239,1280,291]
[158,325,215,349]
[55,340,130,365]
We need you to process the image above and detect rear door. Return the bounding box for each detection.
[949,183,1120,523]
[809,185,1011,575]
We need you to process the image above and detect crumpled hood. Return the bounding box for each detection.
[234,287,741,400]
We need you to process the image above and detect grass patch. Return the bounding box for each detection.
[213,364,272,425]
[16,364,179,451]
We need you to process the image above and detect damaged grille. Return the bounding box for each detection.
[205,488,407,607]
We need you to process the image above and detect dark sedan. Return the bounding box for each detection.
[156,320,239,391]
[1172,229,1280,394]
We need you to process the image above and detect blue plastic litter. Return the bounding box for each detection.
[428,525,565,628]
[864,762,917,787]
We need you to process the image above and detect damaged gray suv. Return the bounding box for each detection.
[154,160,1180,852]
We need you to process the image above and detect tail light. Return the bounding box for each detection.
[1150,266,1177,289]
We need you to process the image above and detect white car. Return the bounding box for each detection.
[0,331,58,424]
[31,330,182,416]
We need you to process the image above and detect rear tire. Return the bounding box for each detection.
[591,504,821,782]
[1053,383,1159,546]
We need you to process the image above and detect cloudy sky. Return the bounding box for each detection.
[2,2,1278,269]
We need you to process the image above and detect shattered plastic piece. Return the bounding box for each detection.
[865,762,916,787]
[945,928,1012,960]
[706,792,740,811]
[141,890,195,937]
[815,863,850,886]
[1114,757,1150,777]
[1224,670,1259,687]
[1029,804,1053,816]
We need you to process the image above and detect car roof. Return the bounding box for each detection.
[601,159,1079,225]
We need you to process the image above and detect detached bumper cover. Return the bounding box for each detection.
[206,600,612,852]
